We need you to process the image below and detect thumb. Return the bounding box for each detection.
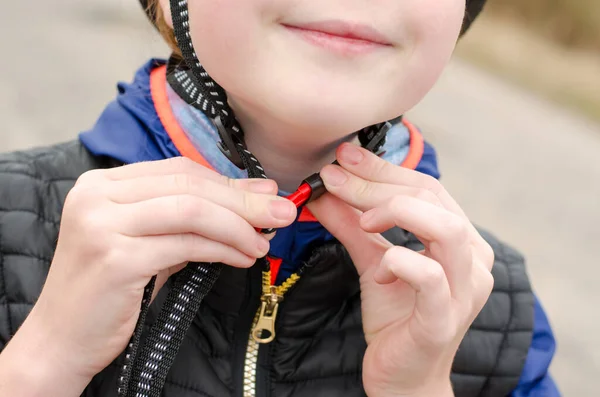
[308,194,390,275]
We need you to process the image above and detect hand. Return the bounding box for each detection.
[308,143,494,397]
[22,157,297,395]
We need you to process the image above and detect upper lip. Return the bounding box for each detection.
[282,20,392,46]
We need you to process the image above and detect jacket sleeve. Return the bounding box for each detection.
[509,295,560,396]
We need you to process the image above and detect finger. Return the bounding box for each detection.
[333,143,491,252]
[307,193,389,275]
[107,162,278,202]
[108,173,278,204]
[118,195,272,259]
[375,246,452,341]
[361,196,473,300]
[320,164,443,213]
[105,157,226,182]
[334,142,468,219]
[134,233,256,274]
[109,175,294,229]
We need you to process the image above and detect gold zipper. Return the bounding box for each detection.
[242,268,301,397]
[252,270,300,343]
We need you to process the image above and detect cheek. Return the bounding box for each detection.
[378,0,464,117]
[403,0,465,93]
[186,0,265,92]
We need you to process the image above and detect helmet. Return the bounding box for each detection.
[463,0,487,33]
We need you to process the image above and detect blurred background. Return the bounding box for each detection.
[1,0,598,395]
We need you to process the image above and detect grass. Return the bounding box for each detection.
[456,13,600,122]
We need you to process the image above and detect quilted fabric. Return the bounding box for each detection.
[0,141,533,396]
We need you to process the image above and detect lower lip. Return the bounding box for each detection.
[283,25,389,56]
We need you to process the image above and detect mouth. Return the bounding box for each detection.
[281,20,393,55]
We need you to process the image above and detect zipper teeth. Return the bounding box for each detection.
[242,269,302,397]
[243,312,260,397]
[275,272,300,296]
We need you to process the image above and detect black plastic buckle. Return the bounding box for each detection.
[303,173,327,204]
[214,115,246,170]
[365,121,392,155]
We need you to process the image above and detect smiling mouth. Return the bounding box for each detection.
[282,20,392,56]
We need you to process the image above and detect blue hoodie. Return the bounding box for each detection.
[79,60,560,396]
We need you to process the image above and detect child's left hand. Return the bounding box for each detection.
[308,143,494,397]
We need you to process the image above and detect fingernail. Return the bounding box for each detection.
[269,200,295,220]
[321,166,348,186]
[257,237,270,256]
[339,144,364,165]
[248,180,276,194]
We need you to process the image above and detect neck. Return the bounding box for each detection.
[231,98,356,193]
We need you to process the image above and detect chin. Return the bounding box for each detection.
[254,79,403,134]
[270,95,390,135]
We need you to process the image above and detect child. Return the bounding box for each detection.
[0,0,559,396]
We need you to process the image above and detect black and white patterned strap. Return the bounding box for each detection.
[118,263,222,397]
[118,1,391,395]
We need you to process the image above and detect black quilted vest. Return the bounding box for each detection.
[0,141,534,396]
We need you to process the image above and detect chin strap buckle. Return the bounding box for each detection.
[363,121,392,155]
[284,121,393,208]
[214,115,246,170]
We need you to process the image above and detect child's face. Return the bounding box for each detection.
[161,0,465,136]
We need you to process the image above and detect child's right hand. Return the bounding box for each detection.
[23,157,296,393]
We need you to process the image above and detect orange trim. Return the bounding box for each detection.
[399,119,425,170]
[268,256,283,285]
[150,65,425,223]
[150,65,214,170]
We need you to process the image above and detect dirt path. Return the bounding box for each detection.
[2,1,599,395]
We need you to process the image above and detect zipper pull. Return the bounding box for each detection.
[252,286,282,344]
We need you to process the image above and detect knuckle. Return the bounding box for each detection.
[175,194,203,220]
[384,245,406,262]
[64,185,85,209]
[372,156,391,176]
[241,191,258,216]
[80,209,111,232]
[102,245,130,271]
[440,214,469,242]
[480,241,495,267]
[421,263,445,287]
[69,174,110,209]
[387,195,406,214]
[414,188,440,206]
[75,169,105,186]
[354,178,374,198]
[422,174,442,193]
[172,172,195,194]
[224,175,238,190]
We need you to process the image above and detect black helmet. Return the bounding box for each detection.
[463,0,487,33]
